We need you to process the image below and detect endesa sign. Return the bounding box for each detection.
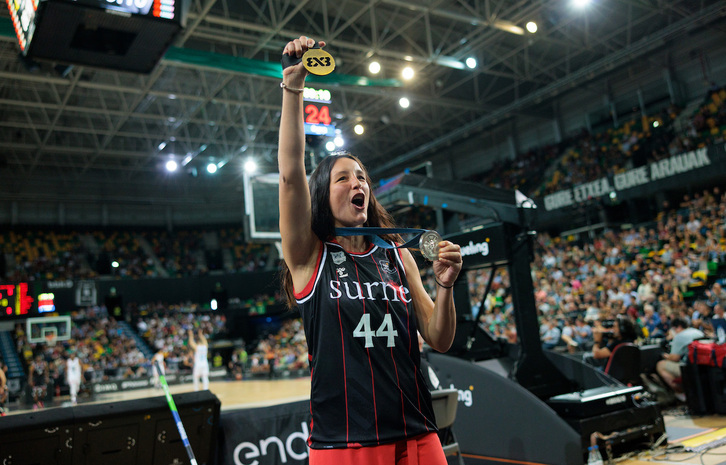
[218,400,310,465]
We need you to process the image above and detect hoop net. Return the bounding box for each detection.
[45,333,57,347]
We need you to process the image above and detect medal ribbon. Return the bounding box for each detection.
[334,227,426,251]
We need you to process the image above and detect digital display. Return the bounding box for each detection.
[74,0,176,19]
[38,292,56,313]
[0,283,35,316]
[303,86,335,137]
[6,0,39,52]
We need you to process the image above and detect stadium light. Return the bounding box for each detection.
[399,97,410,109]
[165,159,178,172]
[526,21,538,33]
[369,61,381,74]
[465,57,477,69]
[243,158,258,174]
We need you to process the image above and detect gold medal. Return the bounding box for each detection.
[302,48,336,76]
[419,230,442,261]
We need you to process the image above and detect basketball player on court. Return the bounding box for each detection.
[29,354,49,410]
[151,349,166,389]
[278,36,462,464]
[0,362,7,415]
[188,328,209,391]
[66,350,82,405]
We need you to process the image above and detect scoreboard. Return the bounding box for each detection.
[0,282,35,317]
[303,86,336,137]
[6,0,189,73]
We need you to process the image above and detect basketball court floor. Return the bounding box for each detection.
[4,378,726,465]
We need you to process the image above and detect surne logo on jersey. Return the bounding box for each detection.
[336,267,348,278]
[329,280,412,303]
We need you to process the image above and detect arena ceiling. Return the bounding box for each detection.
[0,1,725,211]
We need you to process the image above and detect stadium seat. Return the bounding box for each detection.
[605,343,642,386]
[430,388,465,465]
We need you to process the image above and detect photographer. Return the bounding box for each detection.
[586,315,638,367]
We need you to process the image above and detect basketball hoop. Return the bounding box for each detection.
[45,333,57,347]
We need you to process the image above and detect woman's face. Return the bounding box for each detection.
[329,157,370,228]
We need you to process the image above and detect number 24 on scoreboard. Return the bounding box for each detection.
[305,104,332,126]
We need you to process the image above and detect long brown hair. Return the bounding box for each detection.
[280,153,399,307]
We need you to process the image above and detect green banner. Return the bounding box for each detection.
[0,17,402,88]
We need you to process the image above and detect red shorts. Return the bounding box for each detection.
[309,432,447,465]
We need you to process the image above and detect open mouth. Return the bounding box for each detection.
[351,193,365,208]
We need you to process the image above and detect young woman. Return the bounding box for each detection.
[278,35,462,465]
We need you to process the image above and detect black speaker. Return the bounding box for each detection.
[566,404,665,458]
[0,407,74,465]
[681,362,713,415]
[0,391,220,465]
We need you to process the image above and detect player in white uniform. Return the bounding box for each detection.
[151,350,166,389]
[66,350,82,405]
[188,329,209,391]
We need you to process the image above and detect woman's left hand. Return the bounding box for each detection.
[433,241,462,287]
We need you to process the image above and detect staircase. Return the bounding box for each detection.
[0,331,25,395]
[136,235,169,277]
[117,321,154,360]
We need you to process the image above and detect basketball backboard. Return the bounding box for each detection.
[26,315,71,344]
[243,171,282,241]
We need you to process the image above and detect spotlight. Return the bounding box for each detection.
[465,57,477,69]
[572,0,591,8]
[207,163,218,174]
[526,21,538,33]
[334,136,345,147]
[369,61,381,74]
[165,159,178,172]
[354,124,365,135]
[399,97,410,109]
[402,66,414,80]
[243,158,258,174]
[326,141,336,151]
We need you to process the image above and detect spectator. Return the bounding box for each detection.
[656,317,705,401]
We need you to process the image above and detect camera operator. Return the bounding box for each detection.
[586,315,637,367]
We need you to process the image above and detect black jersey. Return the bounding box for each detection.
[295,240,437,449]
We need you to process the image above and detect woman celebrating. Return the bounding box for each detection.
[278,36,462,464]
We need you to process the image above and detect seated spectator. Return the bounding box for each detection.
[541,318,561,351]
[642,304,663,338]
[573,317,594,350]
[656,317,705,401]
[711,304,726,343]
[560,318,580,353]
[587,315,638,367]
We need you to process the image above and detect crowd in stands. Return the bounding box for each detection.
[245,318,308,377]
[2,227,273,282]
[2,230,95,282]
[445,186,726,359]
[469,85,726,199]
[134,303,228,372]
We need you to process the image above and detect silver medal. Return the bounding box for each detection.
[419,230,442,261]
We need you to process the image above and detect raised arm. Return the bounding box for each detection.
[187,329,197,351]
[278,36,327,287]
